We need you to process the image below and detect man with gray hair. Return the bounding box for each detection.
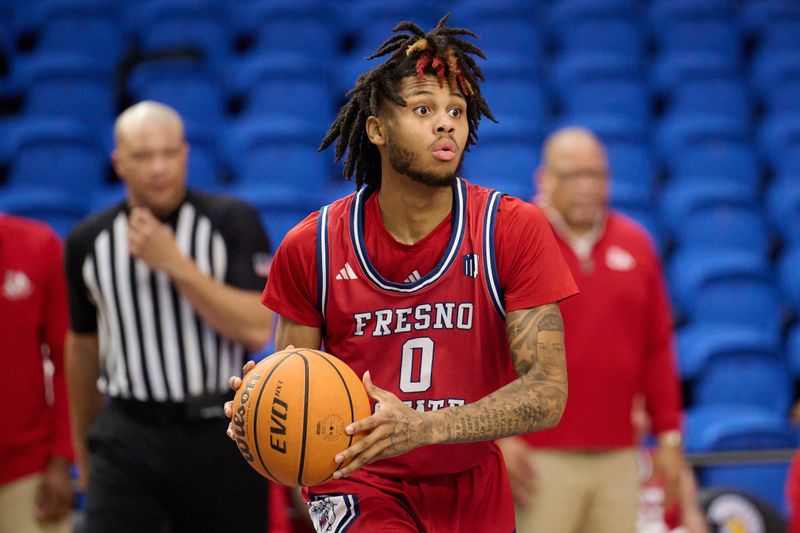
[499,127,687,533]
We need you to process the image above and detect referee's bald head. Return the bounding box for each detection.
[114,101,185,148]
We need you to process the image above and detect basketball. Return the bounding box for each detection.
[231,348,371,487]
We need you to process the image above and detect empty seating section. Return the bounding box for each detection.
[0,0,799,511]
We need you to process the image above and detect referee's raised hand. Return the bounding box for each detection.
[128,207,186,274]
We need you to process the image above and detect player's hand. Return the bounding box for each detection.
[224,346,296,441]
[128,207,185,274]
[332,371,431,479]
[497,437,538,507]
[225,360,257,441]
[653,443,684,508]
[35,456,74,522]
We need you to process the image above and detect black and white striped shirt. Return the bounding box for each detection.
[65,190,271,402]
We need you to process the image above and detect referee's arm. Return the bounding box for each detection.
[65,332,104,492]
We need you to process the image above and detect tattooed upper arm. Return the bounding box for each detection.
[505,303,568,429]
[506,304,565,376]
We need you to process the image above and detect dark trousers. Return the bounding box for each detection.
[81,400,269,533]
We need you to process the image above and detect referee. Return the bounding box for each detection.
[64,101,274,533]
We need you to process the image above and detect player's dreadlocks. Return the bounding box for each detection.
[319,13,496,190]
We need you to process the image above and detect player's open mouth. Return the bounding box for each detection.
[432,140,457,161]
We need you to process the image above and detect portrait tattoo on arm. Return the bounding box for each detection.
[432,303,568,444]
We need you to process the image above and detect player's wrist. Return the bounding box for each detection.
[425,410,449,445]
[657,429,683,448]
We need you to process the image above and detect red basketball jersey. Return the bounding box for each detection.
[316,178,513,478]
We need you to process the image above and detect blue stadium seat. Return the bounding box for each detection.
[183,122,221,190]
[653,53,742,94]
[742,0,800,43]
[0,187,89,239]
[452,0,546,63]
[759,114,800,176]
[89,183,126,213]
[649,0,740,59]
[32,0,124,71]
[479,55,547,133]
[778,247,800,313]
[668,251,781,334]
[766,178,800,245]
[128,0,230,68]
[228,54,335,125]
[230,183,321,250]
[461,118,539,200]
[752,53,800,116]
[344,0,438,59]
[686,406,796,453]
[663,78,750,125]
[18,54,115,127]
[677,326,791,414]
[657,116,759,190]
[224,117,333,191]
[788,324,800,377]
[612,206,664,256]
[742,0,800,56]
[661,183,770,255]
[127,59,226,129]
[247,1,340,61]
[6,118,107,190]
[553,54,649,125]
[551,0,645,59]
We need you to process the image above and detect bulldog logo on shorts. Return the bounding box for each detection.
[308,494,359,533]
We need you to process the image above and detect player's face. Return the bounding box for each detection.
[382,75,469,187]
[113,119,188,217]
[544,139,609,231]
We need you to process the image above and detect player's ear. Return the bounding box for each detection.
[366,116,385,146]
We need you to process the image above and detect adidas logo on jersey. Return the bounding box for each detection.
[335,262,358,280]
[403,270,421,284]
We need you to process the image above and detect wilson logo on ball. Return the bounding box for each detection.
[232,372,261,464]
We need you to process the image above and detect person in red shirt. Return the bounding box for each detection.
[499,127,686,533]
[0,214,74,533]
[226,15,577,533]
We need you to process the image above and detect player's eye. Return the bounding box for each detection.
[414,106,430,116]
[449,108,462,118]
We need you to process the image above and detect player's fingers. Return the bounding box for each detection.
[334,435,392,479]
[226,422,234,440]
[228,375,242,391]
[224,400,233,418]
[345,412,381,435]
[241,360,256,374]
[335,422,391,464]
[362,371,396,404]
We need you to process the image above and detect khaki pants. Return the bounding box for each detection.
[0,474,72,533]
[515,448,640,533]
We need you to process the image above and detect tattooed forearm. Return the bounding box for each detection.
[428,304,568,444]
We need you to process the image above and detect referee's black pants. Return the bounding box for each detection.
[80,400,270,533]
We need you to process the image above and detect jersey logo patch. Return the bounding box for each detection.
[605,246,636,272]
[335,263,358,280]
[463,253,479,278]
[2,270,32,300]
[252,253,272,278]
[308,494,359,532]
[403,270,421,284]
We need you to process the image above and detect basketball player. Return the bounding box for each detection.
[226,16,577,532]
